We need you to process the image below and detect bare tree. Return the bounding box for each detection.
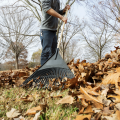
[80,21,115,62]
[59,15,84,61]
[18,0,84,22]
[0,6,38,69]
[18,0,85,36]
[64,40,81,63]
[5,43,28,69]
[85,0,120,34]
[17,0,85,61]
[31,49,42,63]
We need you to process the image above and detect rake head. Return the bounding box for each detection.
[20,50,75,89]
[20,67,74,88]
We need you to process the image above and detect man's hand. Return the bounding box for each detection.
[47,8,68,23]
[61,5,70,23]
[46,4,70,24]
[63,5,70,13]
[61,17,67,24]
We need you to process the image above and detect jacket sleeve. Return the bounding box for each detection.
[58,10,65,15]
[41,0,52,13]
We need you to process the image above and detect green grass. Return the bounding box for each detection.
[0,86,79,120]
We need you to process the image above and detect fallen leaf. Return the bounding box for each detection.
[102,107,114,116]
[78,64,84,72]
[26,104,47,115]
[102,72,120,88]
[92,108,101,113]
[92,102,103,109]
[78,107,85,114]
[80,87,103,104]
[86,89,100,96]
[94,112,102,120]
[101,88,109,96]
[75,115,91,120]
[116,110,120,120]
[107,95,120,103]
[19,71,28,77]
[81,98,88,107]
[33,92,40,99]
[92,86,101,92]
[18,116,25,120]
[81,72,87,78]
[6,108,21,118]
[102,99,111,106]
[115,103,120,110]
[101,114,118,120]
[50,95,62,99]
[95,71,104,76]
[84,105,94,114]
[114,90,120,95]
[21,95,33,102]
[33,111,41,120]
[0,96,4,102]
[56,95,74,104]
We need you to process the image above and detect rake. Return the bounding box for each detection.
[20,10,75,88]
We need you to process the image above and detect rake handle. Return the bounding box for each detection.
[57,9,68,49]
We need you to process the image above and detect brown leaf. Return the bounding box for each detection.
[19,71,28,78]
[65,77,79,89]
[50,95,63,99]
[21,95,33,102]
[75,115,91,120]
[107,95,120,103]
[33,92,40,99]
[94,112,102,120]
[19,116,25,120]
[78,107,85,114]
[115,103,120,110]
[22,76,29,80]
[102,99,111,106]
[26,107,41,115]
[101,88,109,96]
[56,95,74,105]
[11,71,19,78]
[92,102,103,109]
[102,72,120,88]
[80,87,103,104]
[92,108,101,113]
[95,72,104,76]
[85,88,100,96]
[6,108,21,118]
[92,86,101,92]
[26,104,47,115]
[102,107,114,116]
[114,90,120,95]
[99,63,103,71]
[116,110,120,120]
[83,105,94,114]
[81,72,87,78]
[78,64,84,72]
[101,114,118,120]
[31,111,41,120]
[81,98,88,107]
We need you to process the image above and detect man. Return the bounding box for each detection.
[40,0,70,65]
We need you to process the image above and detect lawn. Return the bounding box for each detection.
[0,86,79,120]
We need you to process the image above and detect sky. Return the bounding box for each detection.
[0,0,87,62]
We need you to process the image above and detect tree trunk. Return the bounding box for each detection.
[15,54,19,69]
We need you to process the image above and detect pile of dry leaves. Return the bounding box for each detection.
[1,46,120,120]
